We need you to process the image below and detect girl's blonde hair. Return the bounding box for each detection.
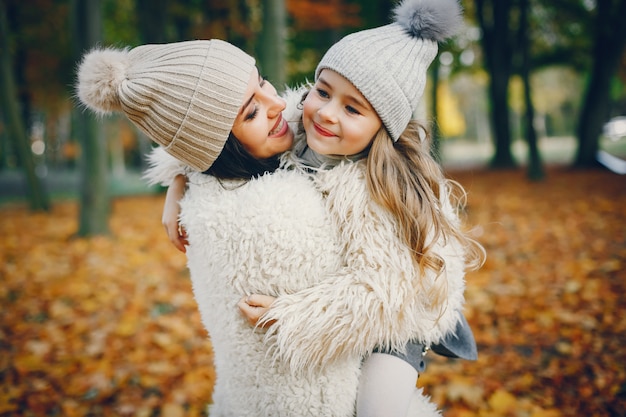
[366,121,486,307]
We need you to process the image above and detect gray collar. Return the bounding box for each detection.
[298,145,368,170]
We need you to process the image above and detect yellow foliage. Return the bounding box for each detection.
[437,82,466,137]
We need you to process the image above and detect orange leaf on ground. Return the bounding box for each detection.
[1,168,625,416]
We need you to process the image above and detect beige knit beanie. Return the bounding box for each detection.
[315,0,463,142]
[76,39,255,171]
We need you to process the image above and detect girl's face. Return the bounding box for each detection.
[302,69,382,156]
[231,68,294,158]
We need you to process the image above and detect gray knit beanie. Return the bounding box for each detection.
[76,39,255,171]
[315,0,463,142]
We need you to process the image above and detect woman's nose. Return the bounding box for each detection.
[258,84,285,117]
[266,94,286,118]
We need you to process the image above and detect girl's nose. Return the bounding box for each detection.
[317,102,338,123]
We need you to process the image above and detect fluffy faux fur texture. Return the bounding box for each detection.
[180,168,362,416]
[142,87,456,416]
[394,0,464,41]
[261,149,467,376]
[76,47,130,115]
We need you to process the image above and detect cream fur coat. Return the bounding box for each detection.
[143,88,466,416]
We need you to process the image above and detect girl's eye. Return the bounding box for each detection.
[316,88,330,99]
[346,105,360,115]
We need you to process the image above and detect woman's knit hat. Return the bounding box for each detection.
[76,40,255,171]
[315,0,463,142]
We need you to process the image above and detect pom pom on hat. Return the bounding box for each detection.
[75,40,256,172]
[316,0,463,141]
[394,0,463,42]
[77,47,130,115]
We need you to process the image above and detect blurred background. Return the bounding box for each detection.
[0,0,625,224]
[1,2,626,416]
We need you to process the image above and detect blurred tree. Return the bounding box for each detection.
[358,0,393,28]
[258,0,287,89]
[573,0,626,167]
[72,0,110,236]
[286,0,363,84]
[430,58,442,163]
[474,0,517,168]
[518,0,544,180]
[0,1,50,211]
[137,0,167,43]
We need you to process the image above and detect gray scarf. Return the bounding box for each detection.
[298,144,368,171]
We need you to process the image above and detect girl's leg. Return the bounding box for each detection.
[356,352,418,417]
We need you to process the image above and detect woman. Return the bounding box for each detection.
[77,39,361,417]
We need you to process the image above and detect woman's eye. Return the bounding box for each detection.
[245,106,259,121]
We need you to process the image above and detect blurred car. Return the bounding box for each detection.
[603,116,626,141]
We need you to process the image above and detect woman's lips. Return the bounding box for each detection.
[269,116,288,137]
[313,122,335,137]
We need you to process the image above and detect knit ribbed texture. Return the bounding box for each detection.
[316,23,437,142]
[120,39,255,171]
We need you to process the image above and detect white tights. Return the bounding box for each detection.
[356,353,418,417]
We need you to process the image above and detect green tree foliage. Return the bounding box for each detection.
[3,0,625,199]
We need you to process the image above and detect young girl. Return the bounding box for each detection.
[237,0,486,415]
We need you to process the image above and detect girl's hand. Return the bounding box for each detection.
[238,294,277,328]
[163,175,188,252]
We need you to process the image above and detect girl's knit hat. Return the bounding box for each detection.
[315,0,463,142]
[76,40,255,171]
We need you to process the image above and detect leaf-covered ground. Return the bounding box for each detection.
[1,167,625,417]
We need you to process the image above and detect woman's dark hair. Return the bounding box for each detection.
[202,132,281,180]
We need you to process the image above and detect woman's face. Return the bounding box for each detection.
[302,69,382,156]
[231,68,294,158]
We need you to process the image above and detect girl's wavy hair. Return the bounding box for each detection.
[367,121,486,307]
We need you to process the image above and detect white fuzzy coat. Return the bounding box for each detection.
[143,88,465,417]
[262,138,467,375]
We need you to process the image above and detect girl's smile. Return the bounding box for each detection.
[312,121,336,137]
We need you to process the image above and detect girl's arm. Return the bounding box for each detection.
[257,164,468,374]
[143,146,194,251]
[163,174,188,252]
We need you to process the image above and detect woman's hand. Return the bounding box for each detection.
[162,174,188,252]
[238,294,277,328]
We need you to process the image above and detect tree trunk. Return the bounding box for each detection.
[72,0,110,236]
[136,0,168,43]
[430,59,442,164]
[519,0,544,181]
[475,0,517,168]
[258,0,286,90]
[0,1,50,211]
[573,0,626,167]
